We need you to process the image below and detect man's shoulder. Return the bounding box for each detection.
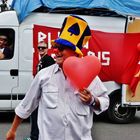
[42,54,55,63]
[3,46,11,51]
[38,63,57,74]
[43,54,54,60]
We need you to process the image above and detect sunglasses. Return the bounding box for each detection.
[0,38,7,41]
[38,47,47,50]
[52,45,70,51]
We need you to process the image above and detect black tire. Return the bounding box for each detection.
[107,95,136,124]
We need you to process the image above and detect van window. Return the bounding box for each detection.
[0,29,15,60]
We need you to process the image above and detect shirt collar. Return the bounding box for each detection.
[54,64,62,74]
[0,48,4,52]
[54,64,78,93]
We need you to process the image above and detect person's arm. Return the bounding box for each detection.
[86,76,109,114]
[6,115,23,140]
[79,88,100,109]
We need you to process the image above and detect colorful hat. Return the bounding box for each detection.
[52,15,91,57]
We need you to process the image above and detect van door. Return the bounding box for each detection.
[0,27,18,110]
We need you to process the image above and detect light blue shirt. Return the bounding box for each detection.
[16,64,109,140]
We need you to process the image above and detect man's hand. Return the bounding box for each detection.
[78,88,93,104]
[6,129,16,140]
[6,115,23,140]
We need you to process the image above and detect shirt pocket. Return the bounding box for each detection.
[74,94,90,116]
[76,102,90,116]
[42,84,58,109]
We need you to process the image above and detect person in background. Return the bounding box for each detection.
[27,41,55,140]
[0,35,12,59]
[0,0,8,12]
[6,15,109,140]
[37,41,55,72]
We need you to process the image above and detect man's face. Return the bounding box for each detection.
[53,45,78,67]
[0,38,7,48]
[38,46,48,58]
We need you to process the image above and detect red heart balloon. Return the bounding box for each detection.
[137,43,140,52]
[63,55,101,89]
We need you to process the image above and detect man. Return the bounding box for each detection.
[6,15,109,140]
[29,41,55,140]
[36,41,55,71]
[0,0,8,12]
[0,35,12,59]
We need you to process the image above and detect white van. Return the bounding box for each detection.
[0,9,139,123]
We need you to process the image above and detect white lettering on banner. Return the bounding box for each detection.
[58,32,60,37]
[87,51,110,66]
[51,53,56,59]
[37,31,110,66]
[38,32,47,43]
[87,51,95,56]
[38,31,60,48]
[102,52,110,66]
[83,42,89,49]
[48,32,51,49]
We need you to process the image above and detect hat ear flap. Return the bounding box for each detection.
[82,26,91,46]
[85,25,91,36]
[77,25,91,49]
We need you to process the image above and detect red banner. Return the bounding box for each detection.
[33,25,59,76]
[33,25,140,94]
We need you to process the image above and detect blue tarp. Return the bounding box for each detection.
[11,0,140,22]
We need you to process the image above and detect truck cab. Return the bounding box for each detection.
[0,11,20,110]
[0,9,139,123]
